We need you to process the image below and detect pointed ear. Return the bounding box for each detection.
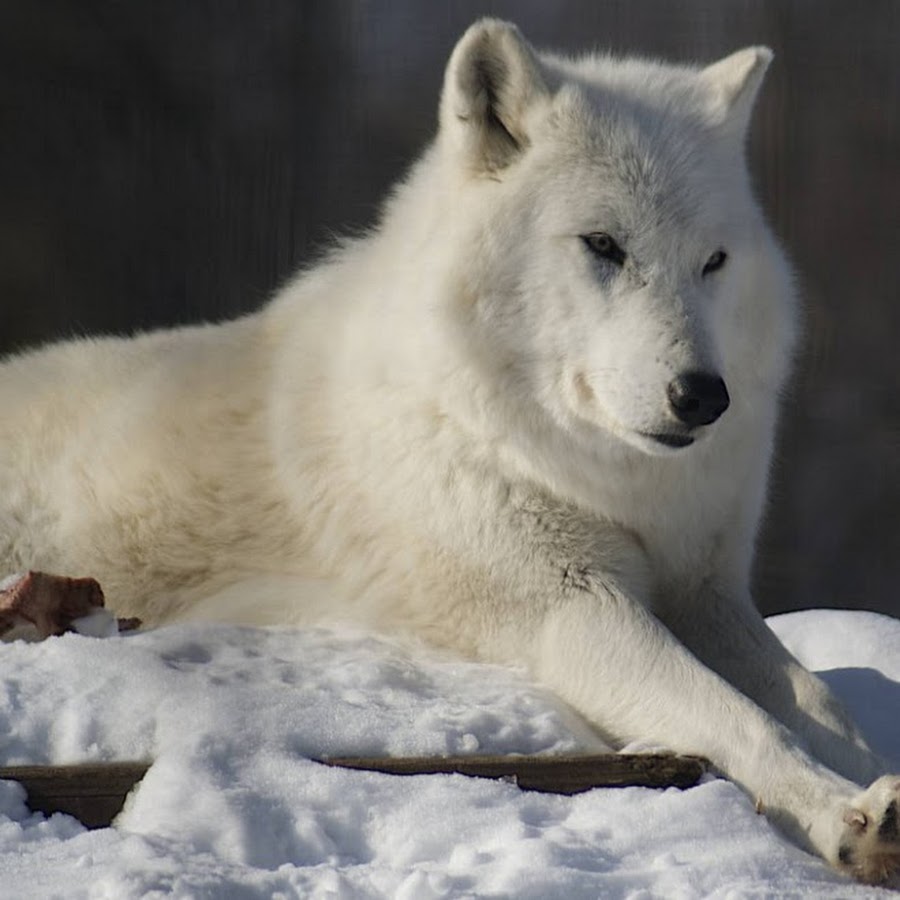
[439,19,549,173]
[699,46,773,139]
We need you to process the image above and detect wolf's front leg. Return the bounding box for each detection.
[658,590,888,786]
[520,587,900,883]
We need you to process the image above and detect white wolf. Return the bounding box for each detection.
[0,19,897,882]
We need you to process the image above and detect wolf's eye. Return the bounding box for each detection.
[702,249,728,277]
[581,232,626,267]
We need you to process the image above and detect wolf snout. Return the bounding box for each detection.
[666,371,730,428]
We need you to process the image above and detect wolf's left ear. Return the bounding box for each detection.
[439,19,549,173]
[700,47,773,139]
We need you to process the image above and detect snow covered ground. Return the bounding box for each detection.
[0,608,898,899]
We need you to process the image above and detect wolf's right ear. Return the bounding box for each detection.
[439,19,549,173]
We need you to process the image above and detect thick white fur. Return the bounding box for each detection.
[1,19,897,882]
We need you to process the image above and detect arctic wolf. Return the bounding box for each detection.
[1,19,897,882]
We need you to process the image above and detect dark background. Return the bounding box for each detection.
[1,1,898,619]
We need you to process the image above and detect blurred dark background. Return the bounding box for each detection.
[1,1,898,619]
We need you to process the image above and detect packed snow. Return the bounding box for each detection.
[0,608,898,899]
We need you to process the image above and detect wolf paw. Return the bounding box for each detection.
[837,776,900,885]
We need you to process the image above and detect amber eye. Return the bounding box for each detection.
[702,249,728,276]
[581,232,626,267]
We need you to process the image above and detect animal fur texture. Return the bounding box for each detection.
[1,19,898,883]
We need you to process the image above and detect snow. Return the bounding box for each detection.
[0,609,898,898]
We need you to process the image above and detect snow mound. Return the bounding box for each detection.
[0,610,897,898]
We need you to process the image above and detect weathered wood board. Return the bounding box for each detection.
[0,753,707,829]
[318,753,708,794]
[0,762,151,828]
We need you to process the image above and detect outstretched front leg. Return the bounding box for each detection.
[461,491,900,884]
[658,588,889,786]
[520,585,900,884]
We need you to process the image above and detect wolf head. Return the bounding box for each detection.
[435,20,796,460]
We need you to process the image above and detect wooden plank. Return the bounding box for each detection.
[0,753,707,830]
[318,753,708,793]
[0,762,151,829]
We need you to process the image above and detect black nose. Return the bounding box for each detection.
[666,371,730,428]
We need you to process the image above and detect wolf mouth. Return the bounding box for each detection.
[642,432,695,449]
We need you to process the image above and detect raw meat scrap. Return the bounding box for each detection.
[0,571,140,639]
